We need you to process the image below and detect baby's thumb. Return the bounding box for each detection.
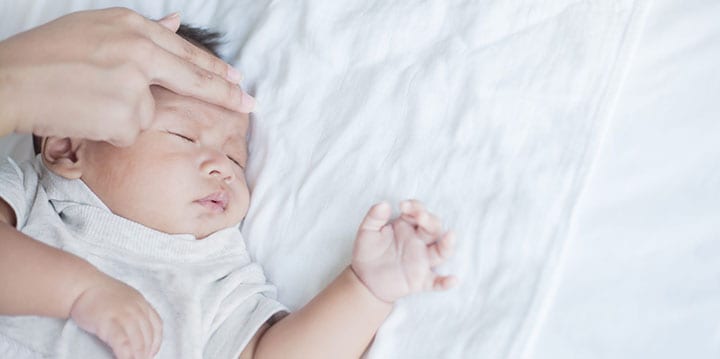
[359,202,391,232]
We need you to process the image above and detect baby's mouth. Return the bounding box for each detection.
[195,191,229,213]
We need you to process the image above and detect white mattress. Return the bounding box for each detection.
[0,0,717,358]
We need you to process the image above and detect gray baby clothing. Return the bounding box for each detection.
[0,156,286,358]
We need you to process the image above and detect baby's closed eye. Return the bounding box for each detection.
[227,155,244,169]
[166,130,196,143]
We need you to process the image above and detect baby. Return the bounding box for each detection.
[0,25,456,358]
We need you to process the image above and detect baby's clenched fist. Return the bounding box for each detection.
[70,276,162,359]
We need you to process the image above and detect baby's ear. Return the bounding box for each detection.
[42,137,85,179]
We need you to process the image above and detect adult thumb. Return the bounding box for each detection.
[157,12,181,32]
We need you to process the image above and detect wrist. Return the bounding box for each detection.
[64,259,108,318]
[347,266,395,307]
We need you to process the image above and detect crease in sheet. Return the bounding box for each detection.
[512,1,652,358]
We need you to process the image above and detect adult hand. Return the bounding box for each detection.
[0,7,254,146]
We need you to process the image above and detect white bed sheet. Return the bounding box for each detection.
[524,0,720,357]
[236,2,646,358]
[5,1,713,358]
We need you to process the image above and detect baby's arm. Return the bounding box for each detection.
[243,200,455,359]
[0,197,162,358]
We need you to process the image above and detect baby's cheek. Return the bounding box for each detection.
[237,191,251,220]
[232,184,251,221]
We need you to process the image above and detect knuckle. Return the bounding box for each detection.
[194,67,216,86]
[209,57,226,75]
[181,42,199,60]
[129,38,158,61]
[225,82,241,103]
[207,78,238,107]
[116,63,146,84]
[115,8,146,26]
[113,119,139,145]
[105,7,134,18]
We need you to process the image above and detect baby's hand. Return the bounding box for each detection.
[351,200,457,303]
[69,276,162,359]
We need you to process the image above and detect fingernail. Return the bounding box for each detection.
[400,201,411,212]
[240,90,256,111]
[157,12,181,30]
[227,66,243,83]
[160,12,180,21]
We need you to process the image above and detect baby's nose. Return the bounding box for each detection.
[201,151,234,182]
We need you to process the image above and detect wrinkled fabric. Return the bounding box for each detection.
[0,157,286,359]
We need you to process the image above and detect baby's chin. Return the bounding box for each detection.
[126,203,247,239]
[188,217,245,240]
[162,223,240,240]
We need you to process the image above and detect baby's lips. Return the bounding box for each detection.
[196,191,230,210]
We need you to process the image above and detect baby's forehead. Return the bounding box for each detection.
[152,86,249,137]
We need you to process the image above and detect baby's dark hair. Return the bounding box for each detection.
[175,23,223,58]
[32,23,224,155]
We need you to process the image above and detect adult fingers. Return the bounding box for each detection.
[146,15,244,84]
[146,46,255,113]
[358,202,392,232]
[156,12,181,32]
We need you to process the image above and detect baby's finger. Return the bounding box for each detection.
[113,343,134,359]
[431,275,458,291]
[399,199,425,214]
[137,322,152,358]
[358,202,392,232]
[104,325,135,359]
[127,320,148,359]
[409,211,443,235]
[400,212,443,244]
[427,231,455,266]
[148,305,163,356]
[400,200,442,233]
[399,217,432,245]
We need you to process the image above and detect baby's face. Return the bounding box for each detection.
[80,86,250,239]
